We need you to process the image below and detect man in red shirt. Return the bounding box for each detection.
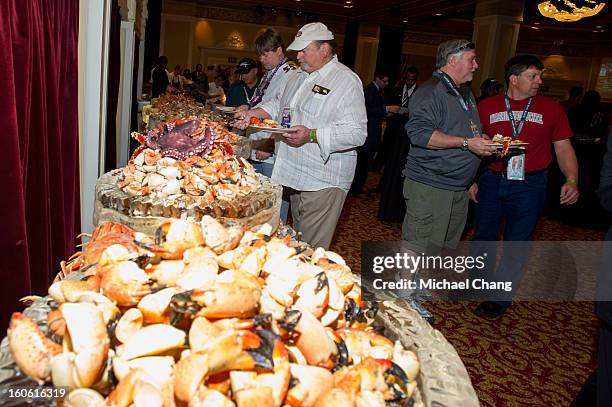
[471,55,579,319]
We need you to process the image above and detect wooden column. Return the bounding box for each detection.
[472,0,524,92]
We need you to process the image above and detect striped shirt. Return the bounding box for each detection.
[258,57,367,192]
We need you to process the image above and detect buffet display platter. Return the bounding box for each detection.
[0,278,478,407]
[94,169,282,235]
[369,298,479,407]
[0,217,479,407]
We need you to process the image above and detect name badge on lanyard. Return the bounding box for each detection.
[435,70,480,138]
[505,95,532,181]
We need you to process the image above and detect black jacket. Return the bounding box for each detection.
[597,135,612,326]
[151,66,169,98]
[364,82,387,121]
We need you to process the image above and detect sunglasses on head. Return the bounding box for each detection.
[449,42,475,55]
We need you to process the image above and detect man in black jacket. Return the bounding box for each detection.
[350,72,399,195]
[151,56,169,98]
[571,135,612,406]
[377,67,419,221]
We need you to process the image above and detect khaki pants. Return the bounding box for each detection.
[402,178,468,255]
[287,187,347,250]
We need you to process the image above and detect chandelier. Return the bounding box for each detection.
[538,0,606,22]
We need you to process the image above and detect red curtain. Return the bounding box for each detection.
[0,0,80,329]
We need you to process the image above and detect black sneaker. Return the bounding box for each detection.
[473,301,508,320]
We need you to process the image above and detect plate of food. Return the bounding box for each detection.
[486,134,528,155]
[248,117,297,133]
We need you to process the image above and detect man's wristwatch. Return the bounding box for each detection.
[461,137,469,151]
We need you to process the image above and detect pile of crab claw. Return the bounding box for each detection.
[7,217,421,407]
[120,118,260,205]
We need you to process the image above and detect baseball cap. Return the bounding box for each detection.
[235,58,258,74]
[287,22,334,51]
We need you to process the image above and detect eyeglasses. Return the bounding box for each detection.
[449,42,475,56]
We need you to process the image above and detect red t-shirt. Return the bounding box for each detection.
[478,94,573,173]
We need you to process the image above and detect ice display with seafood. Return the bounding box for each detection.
[5,218,423,407]
[95,117,281,234]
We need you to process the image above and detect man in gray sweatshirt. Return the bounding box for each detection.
[402,39,495,255]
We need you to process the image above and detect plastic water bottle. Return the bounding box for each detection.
[281,107,291,129]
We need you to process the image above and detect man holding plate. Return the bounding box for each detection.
[472,55,579,319]
[233,22,367,249]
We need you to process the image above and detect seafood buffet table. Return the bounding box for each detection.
[0,251,479,407]
[0,91,479,406]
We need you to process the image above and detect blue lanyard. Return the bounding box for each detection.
[504,95,532,139]
[250,58,288,108]
[434,70,473,113]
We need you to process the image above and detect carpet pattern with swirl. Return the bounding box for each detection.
[328,176,604,407]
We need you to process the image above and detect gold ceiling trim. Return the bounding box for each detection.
[538,0,606,22]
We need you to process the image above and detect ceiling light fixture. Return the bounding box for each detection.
[402,19,408,22]
[538,0,606,22]
[435,13,443,16]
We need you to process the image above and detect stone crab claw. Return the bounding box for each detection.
[317,357,412,406]
[292,309,338,369]
[98,261,152,307]
[105,368,165,407]
[114,308,144,344]
[8,312,62,382]
[48,275,101,304]
[174,329,276,403]
[112,355,175,391]
[50,302,110,389]
[217,242,268,277]
[139,219,205,260]
[170,270,262,322]
[137,287,176,324]
[293,272,330,320]
[119,323,186,361]
[188,314,273,353]
[66,388,105,407]
[285,364,334,407]
[200,215,244,254]
[190,388,236,407]
[252,330,291,407]
[336,327,395,365]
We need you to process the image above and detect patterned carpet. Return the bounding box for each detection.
[329,174,605,407]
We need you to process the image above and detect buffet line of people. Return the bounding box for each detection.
[152,22,587,322]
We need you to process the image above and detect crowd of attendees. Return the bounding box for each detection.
[149,56,233,105]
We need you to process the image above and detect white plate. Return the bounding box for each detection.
[214,105,236,113]
[249,125,297,134]
[486,142,528,148]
